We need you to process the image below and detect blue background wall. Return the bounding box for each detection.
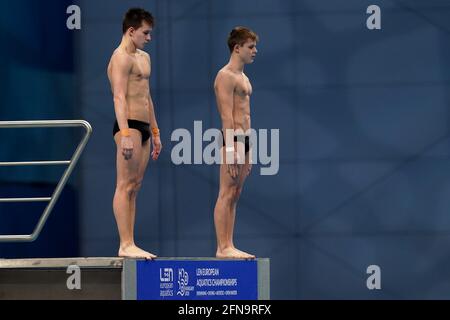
[0,0,79,257]
[2,0,450,299]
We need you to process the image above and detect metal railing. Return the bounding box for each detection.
[0,120,92,242]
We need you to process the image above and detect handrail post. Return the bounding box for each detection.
[0,120,92,242]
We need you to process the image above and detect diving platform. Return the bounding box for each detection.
[0,257,270,300]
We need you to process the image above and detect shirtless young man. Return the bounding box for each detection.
[107,8,162,259]
[213,27,259,259]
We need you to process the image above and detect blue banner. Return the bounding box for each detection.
[136,260,258,300]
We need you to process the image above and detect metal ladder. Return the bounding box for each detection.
[0,120,92,242]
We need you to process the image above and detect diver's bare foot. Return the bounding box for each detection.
[216,247,255,259]
[234,248,256,259]
[118,245,157,260]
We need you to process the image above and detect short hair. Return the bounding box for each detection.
[122,8,154,34]
[227,26,259,53]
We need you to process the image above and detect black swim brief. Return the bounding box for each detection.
[222,134,251,154]
[113,119,151,144]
